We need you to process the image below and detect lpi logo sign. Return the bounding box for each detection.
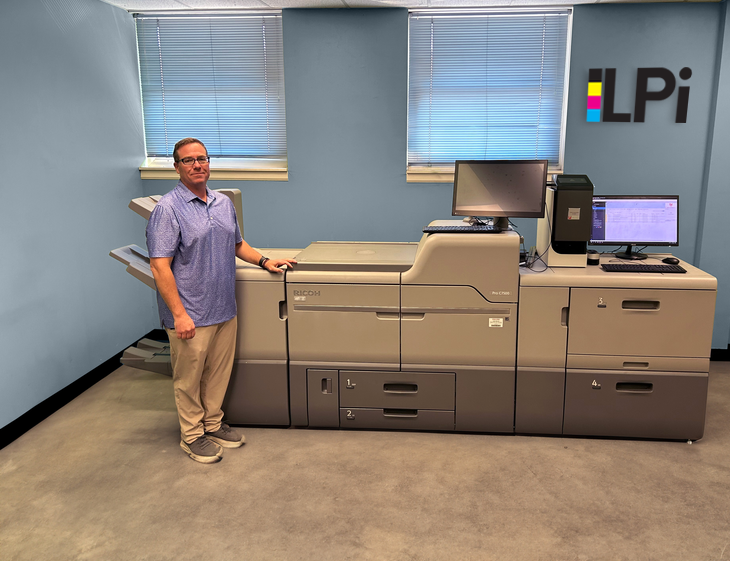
[587,68,692,123]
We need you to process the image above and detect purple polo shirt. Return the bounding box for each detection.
[146,181,243,329]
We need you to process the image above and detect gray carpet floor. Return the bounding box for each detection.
[1,362,729,561]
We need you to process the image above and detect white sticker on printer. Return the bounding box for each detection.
[489,318,504,328]
[567,208,581,220]
[294,296,306,302]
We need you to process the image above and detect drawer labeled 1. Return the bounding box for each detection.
[339,371,455,410]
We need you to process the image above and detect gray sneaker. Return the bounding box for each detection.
[205,423,245,448]
[180,436,223,463]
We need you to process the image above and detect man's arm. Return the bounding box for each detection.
[149,257,196,339]
[235,240,297,274]
[235,239,264,265]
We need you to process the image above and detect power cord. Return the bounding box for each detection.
[521,200,551,272]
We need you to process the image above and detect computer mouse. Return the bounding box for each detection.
[662,257,680,265]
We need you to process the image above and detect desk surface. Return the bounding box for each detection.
[520,253,717,290]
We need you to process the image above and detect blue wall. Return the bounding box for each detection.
[143,9,453,249]
[565,3,721,263]
[697,4,730,349]
[140,5,729,349]
[0,0,157,429]
[565,3,729,347]
[5,2,729,430]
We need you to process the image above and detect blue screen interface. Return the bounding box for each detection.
[591,197,678,245]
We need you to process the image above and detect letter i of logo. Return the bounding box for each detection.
[587,69,602,122]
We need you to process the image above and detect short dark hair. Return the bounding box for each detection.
[173,138,208,162]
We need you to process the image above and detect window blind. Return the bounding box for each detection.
[136,14,286,160]
[408,10,570,169]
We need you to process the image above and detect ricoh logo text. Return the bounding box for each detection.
[293,290,320,297]
[587,67,692,124]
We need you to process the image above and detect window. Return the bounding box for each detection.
[135,13,287,179]
[408,10,571,181]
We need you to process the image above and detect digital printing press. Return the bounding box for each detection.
[112,162,717,441]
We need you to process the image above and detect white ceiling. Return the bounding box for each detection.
[102,0,718,13]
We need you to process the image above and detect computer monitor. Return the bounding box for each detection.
[452,160,548,230]
[590,195,679,260]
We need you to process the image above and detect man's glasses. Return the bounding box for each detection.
[177,156,210,166]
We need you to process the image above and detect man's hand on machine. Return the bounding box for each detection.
[263,258,298,273]
[173,313,196,340]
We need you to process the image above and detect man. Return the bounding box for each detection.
[146,138,296,464]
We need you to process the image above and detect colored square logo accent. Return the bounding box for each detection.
[587,69,603,122]
[587,96,601,110]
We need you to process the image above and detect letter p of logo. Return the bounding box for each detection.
[634,68,675,122]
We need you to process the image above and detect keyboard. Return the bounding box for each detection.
[423,225,502,234]
[601,263,687,274]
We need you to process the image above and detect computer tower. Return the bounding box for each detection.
[536,175,594,268]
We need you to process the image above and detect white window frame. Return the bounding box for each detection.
[134,11,288,181]
[407,8,573,183]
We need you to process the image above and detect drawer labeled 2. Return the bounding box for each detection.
[339,371,455,410]
[340,408,455,431]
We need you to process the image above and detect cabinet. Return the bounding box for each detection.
[562,369,708,440]
[517,255,716,440]
[223,257,295,426]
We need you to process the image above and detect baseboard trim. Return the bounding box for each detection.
[711,347,730,362]
[0,330,168,451]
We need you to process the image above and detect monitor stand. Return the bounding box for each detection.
[615,244,647,260]
[464,216,509,230]
[491,217,510,231]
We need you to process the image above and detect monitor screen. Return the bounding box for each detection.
[590,195,679,246]
[452,160,548,219]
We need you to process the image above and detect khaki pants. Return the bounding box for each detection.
[165,317,237,444]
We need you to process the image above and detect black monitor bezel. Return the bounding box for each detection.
[590,194,680,247]
[452,159,548,219]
